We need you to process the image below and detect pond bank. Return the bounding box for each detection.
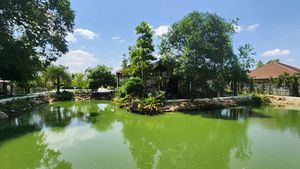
[0,95,50,120]
[265,95,300,107]
[161,96,253,112]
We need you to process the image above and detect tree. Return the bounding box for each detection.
[291,76,299,97]
[44,65,71,93]
[121,54,129,69]
[128,22,156,91]
[257,60,264,68]
[160,11,236,98]
[86,65,116,90]
[0,0,75,82]
[276,72,290,88]
[267,59,280,64]
[227,44,255,96]
[72,73,89,89]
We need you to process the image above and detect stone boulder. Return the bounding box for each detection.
[0,111,9,120]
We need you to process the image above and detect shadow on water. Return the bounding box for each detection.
[181,107,271,120]
[0,111,43,145]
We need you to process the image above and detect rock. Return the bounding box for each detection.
[0,111,9,120]
[30,99,40,105]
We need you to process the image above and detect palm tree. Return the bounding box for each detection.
[44,65,71,93]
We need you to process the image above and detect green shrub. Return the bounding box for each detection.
[252,95,262,105]
[251,94,270,105]
[136,91,166,114]
[116,77,143,98]
[51,91,74,101]
[147,90,166,102]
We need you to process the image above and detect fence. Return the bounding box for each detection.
[272,89,290,96]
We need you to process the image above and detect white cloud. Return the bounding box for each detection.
[234,25,242,33]
[65,32,77,43]
[155,25,170,37]
[74,28,98,39]
[245,24,259,32]
[112,36,120,40]
[65,28,98,43]
[261,49,291,57]
[234,24,259,33]
[56,50,98,72]
[112,36,125,43]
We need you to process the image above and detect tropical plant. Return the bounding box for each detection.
[44,65,71,93]
[276,72,290,88]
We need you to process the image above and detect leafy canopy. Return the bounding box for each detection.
[160,11,237,97]
[0,0,75,81]
[128,21,155,81]
[86,65,116,89]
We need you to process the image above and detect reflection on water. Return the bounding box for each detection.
[184,107,271,120]
[0,101,300,169]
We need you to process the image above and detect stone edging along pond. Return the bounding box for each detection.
[161,96,254,112]
[0,94,50,120]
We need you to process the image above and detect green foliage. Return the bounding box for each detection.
[160,11,253,98]
[0,0,75,82]
[276,72,290,88]
[72,73,89,89]
[257,60,264,68]
[0,41,42,82]
[227,44,255,96]
[128,21,155,88]
[267,59,280,64]
[86,65,116,89]
[251,94,270,105]
[116,77,144,98]
[252,95,263,105]
[136,91,166,114]
[52,91,74,101]
[44,65,71,93]
[291,76,299,97]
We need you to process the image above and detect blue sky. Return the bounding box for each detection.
[57,0,300,72]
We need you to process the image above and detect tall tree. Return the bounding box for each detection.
[86,65,116,90]
[160,11,236,98]
[128,21,155,91]
[0,0,75,82]
[44,65,71,93]
[257,60,264,68]
[227,44,255,96]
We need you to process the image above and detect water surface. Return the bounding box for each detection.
[1,101,300,169]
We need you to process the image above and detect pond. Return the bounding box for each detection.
[1,101,300,169]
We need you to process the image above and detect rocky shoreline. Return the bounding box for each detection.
[0,96,50,120]
[161,96,253,112]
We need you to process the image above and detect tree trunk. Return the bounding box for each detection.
[233,80,238,96]
[56,77,60,93]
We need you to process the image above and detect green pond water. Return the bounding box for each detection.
[1,101,300,169]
